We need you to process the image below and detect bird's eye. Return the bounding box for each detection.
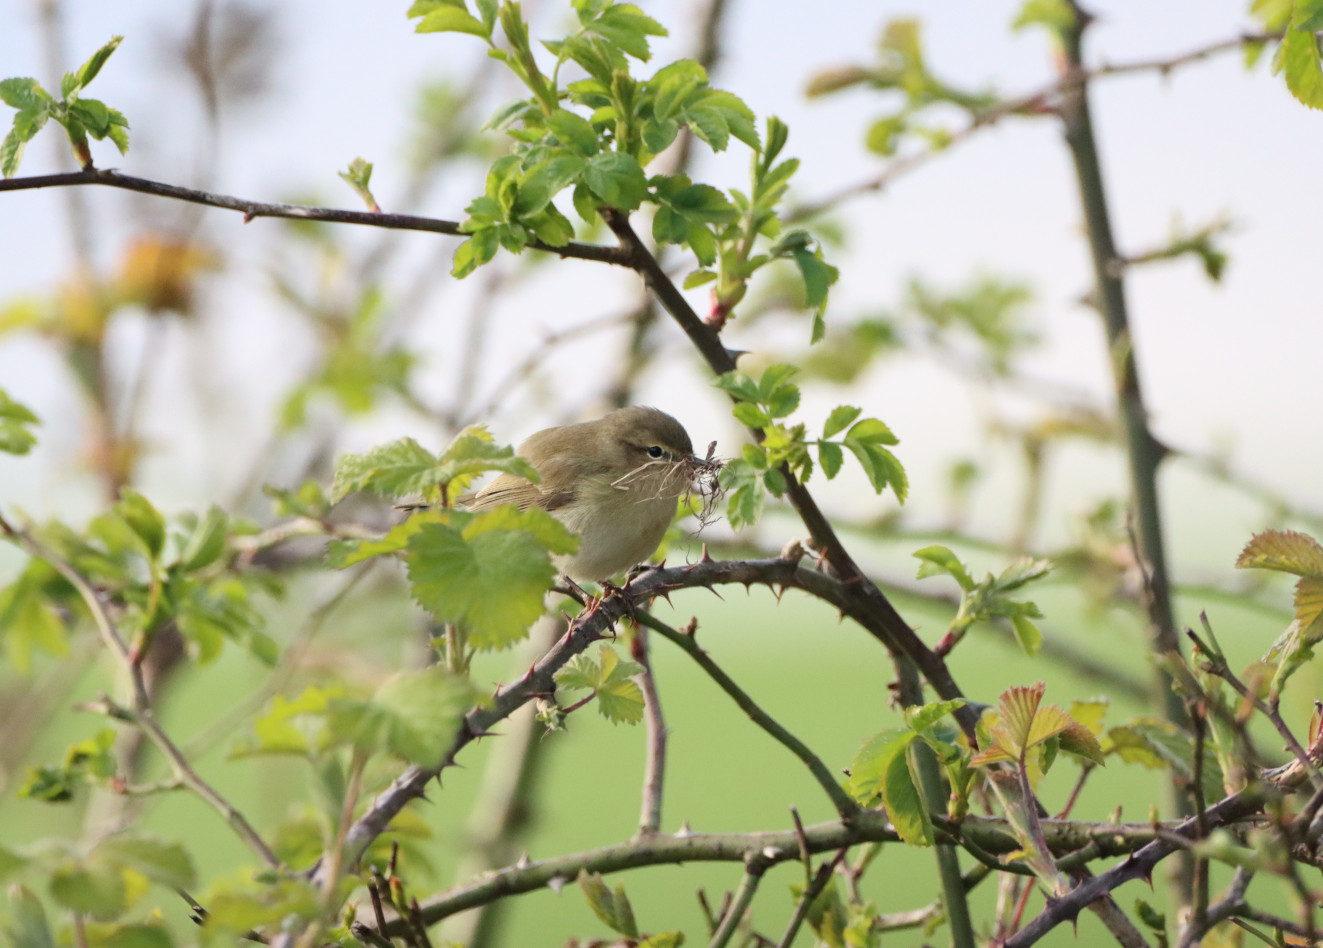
[646,445,666,460]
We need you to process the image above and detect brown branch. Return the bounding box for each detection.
[600,209,978,738]
[630,625,668,836]
[0,168,631,266]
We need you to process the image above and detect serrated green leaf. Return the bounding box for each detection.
[904,698,967,734]
[514,153,585,216]
[822,405,861,440]
[585,3,667,61]
[717,458,764,529]
[1236,529,1323,577]
[331,438,439,502]
[582,150,647,210]
[712,370,760,402]
[405,512,558,649]
[913,546,974,590]
[1278,26,1323,110]
[0,78,50,112]
[732,402,770,428]
[884,743,932,846]
[348,666,479,767]
[415,6,490,36]
[846,440,907,501]
[847,728,913,804]
[546,109,599,157]
[844,417,898,446]
[74,36,123,90]
[683,269,716,289]
[818,441,843,479]
[555,652,601,692]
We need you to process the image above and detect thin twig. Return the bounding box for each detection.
[0,168,630,266]
[0,512,280,868]
[630,625,667,836]
[635,611,859,820]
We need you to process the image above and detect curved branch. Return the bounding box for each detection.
[0,169,631,266]
[636,610,860,820]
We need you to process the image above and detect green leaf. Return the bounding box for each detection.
[817,441,843,479]
[230,685,338,758]
[415,6,490,37]
[0,78,50,112]
[1010,614,1043,656]
[904,698,967,734]
[49,861,128,920]
[339,666,479,767]
[683,268,716,289]
[514,153,585,216]
[884,742,933,846]
[1011,0,1076,33]
[434,425,540,495]
[822,405,861,440]
[556,645,645,724]
[718,457,764,529]
[3,886,55,948]
[74,36,124,90]
[792,248,839,310]
[731,402,770,428]
[0,387,40,453]
[1278,27,1323,110]
[1295,0,1323,31]
[546,109,600,157]
[583,3,667,61]
[914,548,973,593]
[582,151,647,210]
[405,510,564,649]
[847,727,913,804]
[93,835,196,890]
[846,440,907,501]
[712,370,760,402]
[578,870,639,938]
[332,438,439,502]
[175,505,229,572]
[1236,529,1323,577]
[844,417,898,446]
[114,487,166,560]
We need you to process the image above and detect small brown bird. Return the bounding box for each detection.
[462,406,703,582]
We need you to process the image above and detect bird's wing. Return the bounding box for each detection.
[463,466,575,512]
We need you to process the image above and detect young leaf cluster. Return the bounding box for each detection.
[913,545,1052,656]
[330,425,538,505]
[1,493,276,667]
[0,835,195,931]
[1235,528,1323,698]
[577,869,681,947]
[235,671,482,771]
[715,365,906,529]
[0,36,129,178]
[555,643,645,724]
[848,699,968,846]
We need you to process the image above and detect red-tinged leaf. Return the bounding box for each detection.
[1235,529,1323,577]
